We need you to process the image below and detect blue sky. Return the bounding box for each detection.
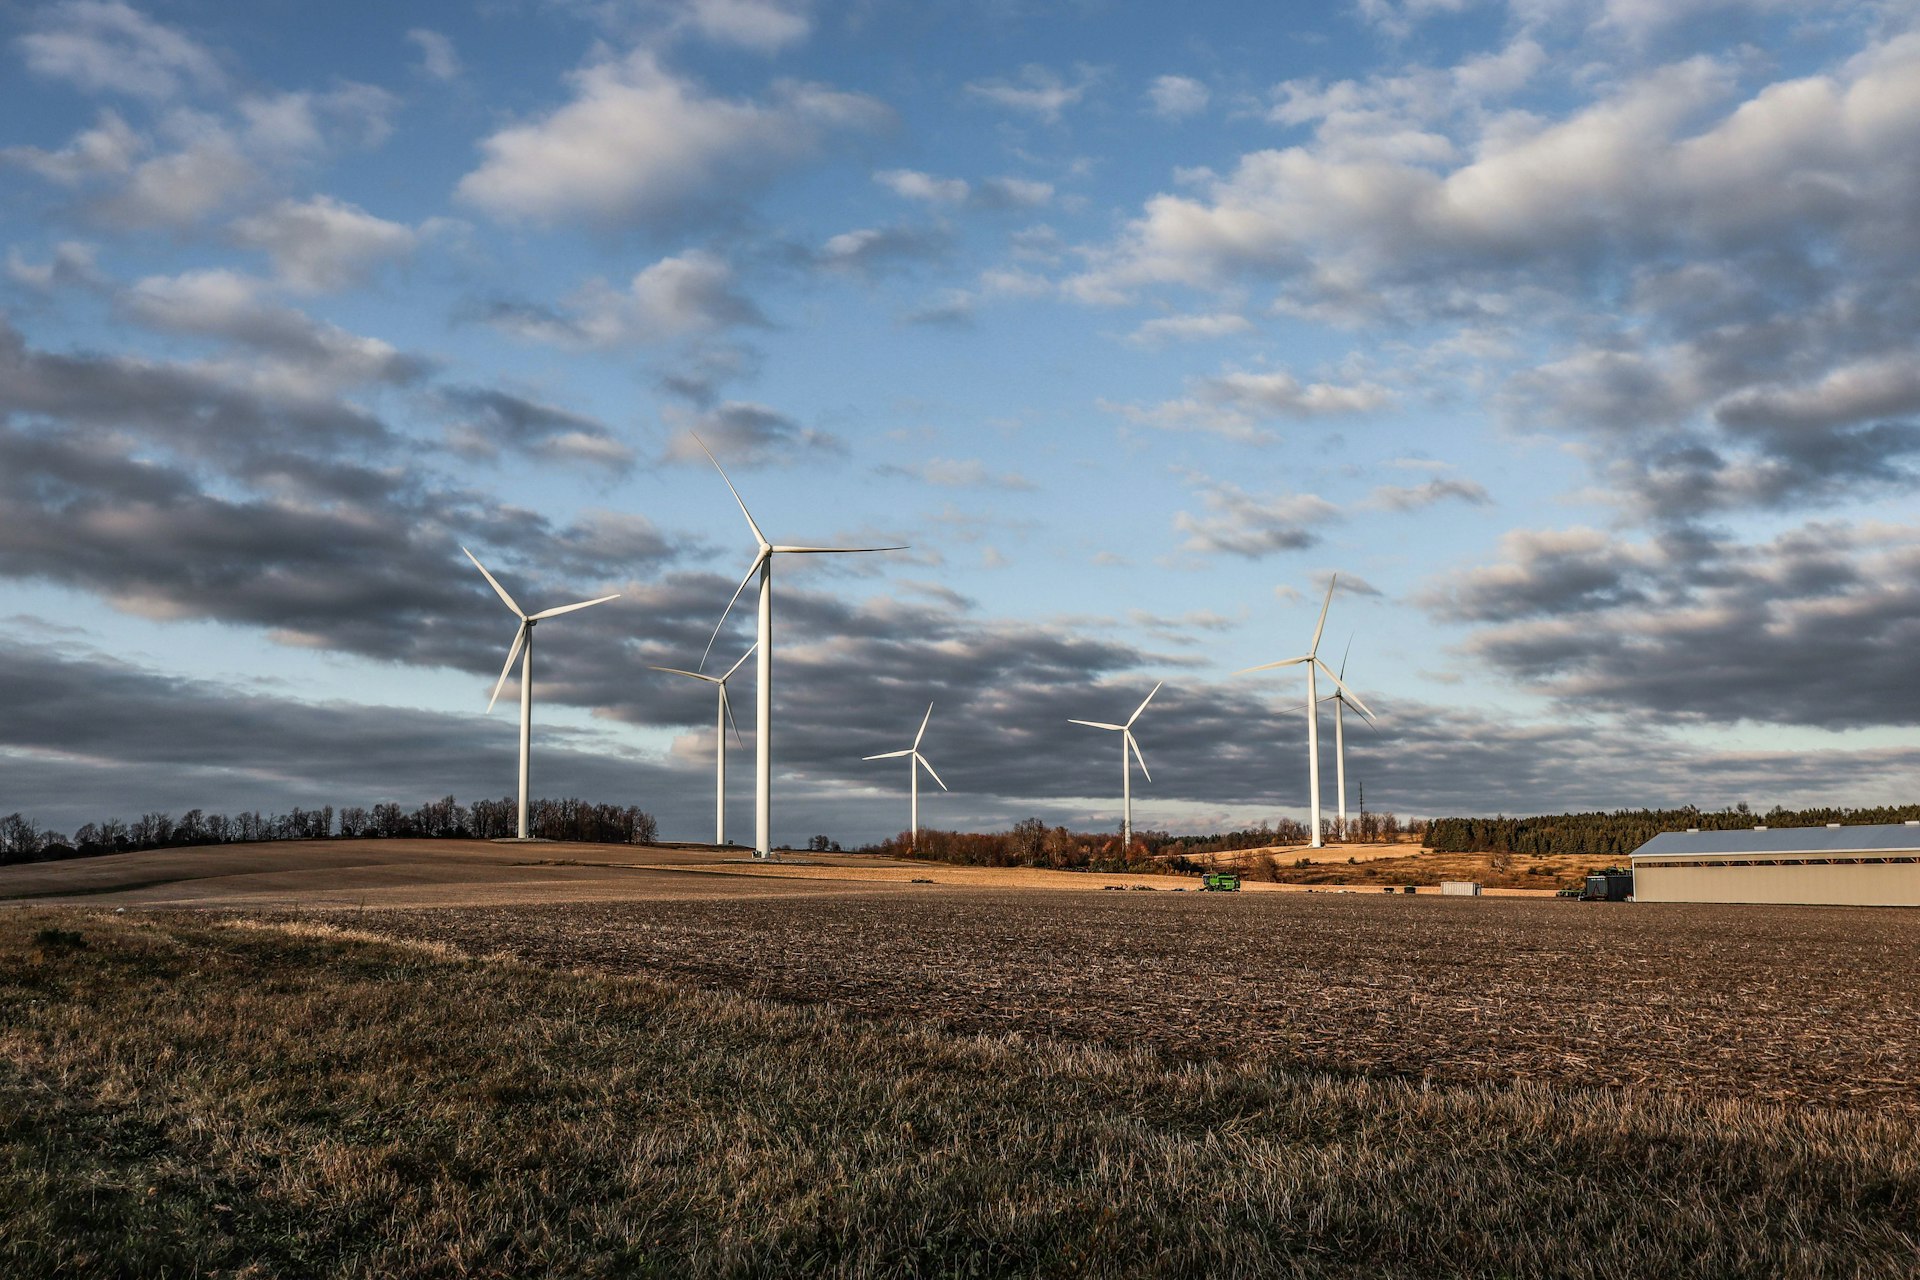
[5,0,1920,845]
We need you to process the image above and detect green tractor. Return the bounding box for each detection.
[1201,871,1242,892]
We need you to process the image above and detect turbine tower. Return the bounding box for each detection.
[695,437,906,859]
[463,547,620,841]
[862,702,946,849]
[1070,682,1161,854]
[648,643,756,847]
[1236,576,1373,849]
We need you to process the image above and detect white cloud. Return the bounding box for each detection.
[406,28,461,81]
[237,83,398,154]
[0,109,141,183]
[875,169,969,202]
[681,0,811,52]
[963,64,1099,123]
[875,458,1035,489]
[95,120,255,228]
[1077,39,1920,316]
[456,49,889,228]
[1146,75,1209,120]
[1173,475,1341,559]
[874,169,1051,210]
[117,268,424,393]
[1365,476,1492,511]
[4,241,105,293]
[18,1,224,101]
[1715,356,1920,434]
[1126,312,1253,346]
[489,250,766,347]
[661,400,845,466]
[229,196,416,291]
[974,176,1053,209]
[1105,367,1392,438]
[815,225,948,274]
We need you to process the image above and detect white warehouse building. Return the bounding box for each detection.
[1630,823,1920,907]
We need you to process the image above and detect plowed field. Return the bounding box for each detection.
[342,889,1920,1111]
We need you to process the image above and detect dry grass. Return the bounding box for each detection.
[0,839,929,909]
[353,890,1920,1111]
[2,908,1917,1278]
[1179,842,1596,891]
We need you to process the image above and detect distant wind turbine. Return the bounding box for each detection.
[463,547,620,841]
[695,436,907,858]
[648,643,757,847]
[863,702,947,849]
[1327,637,1377,835]
[1236,576,1373,849]
[1071,682,1161,853]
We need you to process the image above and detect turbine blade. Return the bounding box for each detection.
[1340,634,1353,680]
[1316,659,1376,719]
[770,544,909,554]
[1234,655,1311,676]
[463,546,524,619]
[1310,573,1336,655]
[486,623,527,713]
[1126,730,1151,782]
[916,753,948,791]
[647,665,720,684]
[721,686,743,746]
[913,702,933,749]
[700,550,769,669]
[1126,680,1163,728]
[1069,719,1124,731]
[692,434,768,547]
[864,749,913,760]
[530,592,620,621]
[722,642,758,682]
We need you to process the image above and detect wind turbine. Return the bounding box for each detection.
[1236,576,1373,849]
[1326,638,1377,836]
[695,436,906,859]
[862,702,946,849]
[1071,682,1161,854]
[463,547,620,841]
[648,643,757,847]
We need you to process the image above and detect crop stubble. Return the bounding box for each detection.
[341,889,1920,1111]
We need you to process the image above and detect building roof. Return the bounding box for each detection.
[1632,823,1920,860]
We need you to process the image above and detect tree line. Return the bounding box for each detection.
[0,796,660,865]
[861,811,1422,871]
[1423,803,1920,859]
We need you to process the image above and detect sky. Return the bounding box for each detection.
[5,0,1920,846]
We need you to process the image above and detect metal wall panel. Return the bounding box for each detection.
[1634,860,1920,906]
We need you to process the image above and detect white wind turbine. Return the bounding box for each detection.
[1326,638,1377,836]
[695,437,906,859]
[463,547,621,841]
[1070,682,1161,854]
[862,703,947,849]
[648,643,757,847]
[1237,576,1373,849]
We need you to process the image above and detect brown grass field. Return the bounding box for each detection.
[3,840,1919,1275]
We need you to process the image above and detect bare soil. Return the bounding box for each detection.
[343,888,1920,1113]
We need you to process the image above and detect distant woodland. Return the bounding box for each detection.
[1424,804,1920,858]
[9,797,1916,869]
[859,812,1422,871]
[0,798,659,865]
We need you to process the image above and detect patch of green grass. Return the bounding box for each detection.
[0,908,1915,1277]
